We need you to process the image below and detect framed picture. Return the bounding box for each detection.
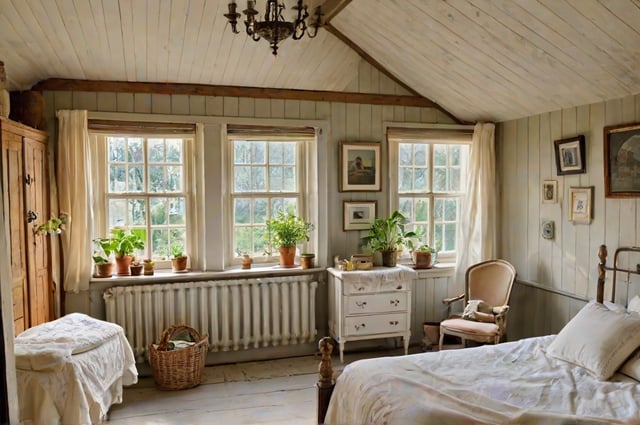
[603,122,640,198]
[554,135,586,175]
[568,186,593,224]
[343,201,376,231]
[340,142,381,192]
[542,180,557,203]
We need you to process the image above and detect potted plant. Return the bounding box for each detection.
[363,210,416,267]
[300,252,315,269]
[171,243,188,272]
[92,237,116,278]
[265,212,314,268]
[143,259,155,275]
[110,228,146,276]
[130,258,144,276]
[411,244,437,269]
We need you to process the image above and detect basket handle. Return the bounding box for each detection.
[156,324,202,351]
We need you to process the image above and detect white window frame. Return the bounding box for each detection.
[224,128,316,266]
[387,123,474,263]
[89,122,199,269]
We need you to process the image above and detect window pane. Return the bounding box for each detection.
[444,223,457,251]
[151,228,169,259]
[414,144,427,166]
[109,165,126,192]
[433,168,447,192]
[450,145,461,166]
[252,167,266,191]
[434,145,447,166]
[234,166,251,192]
[150,198,167,225]
[235,227,251,256]
[270,166,283,191]
[399,144,412,166]
[129,199,146,225]
[253,142,266,164]
[282,143,296,164]
[109,137,126,162]
[166,139,183,162]
[148,139,164,162]
[254,199,268,223]
[413,168,427,191]
[269,143,283,163]
[444,199,458,221]
[450,168,461,192]
[166,165,183,192]
[399,168,413,192]
[283,166,296,191]
[398,198,413,220]
[415,199,429,222]
[234,141,251,164]
[170,228,186,252]
[128,165,144,192]
[169,198,185,225]
[128,138,144,163]
[253,227,267,255]
[149,165,165,192]
[434,198,443,221]
[234,198,251,224]
[108,199,127,227]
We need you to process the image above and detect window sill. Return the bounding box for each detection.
[89,265,326,287]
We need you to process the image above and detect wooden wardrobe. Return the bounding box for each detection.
[1,116,53,335]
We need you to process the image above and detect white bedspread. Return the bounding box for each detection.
[15,313,138,425]
[325,336,640,425]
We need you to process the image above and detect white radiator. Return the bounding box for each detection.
[103,275,318,359]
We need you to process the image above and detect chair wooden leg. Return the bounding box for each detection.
[438,329,445,351]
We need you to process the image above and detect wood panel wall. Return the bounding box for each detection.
[498,93,640,337]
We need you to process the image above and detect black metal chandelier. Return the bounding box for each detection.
[224,0,323,56]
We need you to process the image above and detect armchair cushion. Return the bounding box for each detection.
[440,317,500,337]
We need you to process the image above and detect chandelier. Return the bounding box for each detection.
[224,0,323,56]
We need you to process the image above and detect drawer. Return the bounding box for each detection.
[344,313,407,336]
[343,280,409,295]
[345,292,408,315]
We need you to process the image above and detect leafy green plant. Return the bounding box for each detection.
[363,210,416,253]
[110,228,146,258]
[266,212,314,248]
[35,212,69,235]
[171,242,185,259]
[92,237,116,265]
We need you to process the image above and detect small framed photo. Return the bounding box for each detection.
[568,186,593,224]
[340,142,381,192]
[542,180,557,203]
[343,201,376,231]
[554,135,586,175]
[603,122,640,198]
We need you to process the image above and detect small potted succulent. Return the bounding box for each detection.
[143,259,155,275]
[171,243,188,272]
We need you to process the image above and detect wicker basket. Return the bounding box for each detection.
[148,324,209,390]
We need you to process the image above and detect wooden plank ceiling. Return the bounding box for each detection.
[0,0,639,123]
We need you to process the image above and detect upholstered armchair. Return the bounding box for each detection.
[439,259,517,350]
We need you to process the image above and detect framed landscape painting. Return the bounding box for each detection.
[340,142,380,192]
[604,122,640,198]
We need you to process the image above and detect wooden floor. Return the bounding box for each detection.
[107,344,427,425]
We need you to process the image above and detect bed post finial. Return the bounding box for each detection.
[317,337,335,424]
[597,245,608,304]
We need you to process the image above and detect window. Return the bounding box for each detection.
[90,121,196,265]
[227,125,314,263]
[389,127,472,260]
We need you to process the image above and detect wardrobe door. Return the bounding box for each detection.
[1,127,28,334]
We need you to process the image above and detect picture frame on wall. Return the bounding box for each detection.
[343,201,376,231]
[568,186,593,224]
[554,135,586,175]
[603,122,640,198]
[340,142,381,192]
[542,180,557,203]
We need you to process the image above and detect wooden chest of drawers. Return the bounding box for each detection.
[327,266,415,362]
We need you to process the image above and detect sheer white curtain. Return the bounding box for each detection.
[57,110,92,293]
[455,122,497,281]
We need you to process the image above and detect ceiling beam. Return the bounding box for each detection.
[318,0,352,23]
[32,78,438,108]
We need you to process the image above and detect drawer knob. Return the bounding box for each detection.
[389,320,399,326]
[357,286,365,291]
[396,285,403,290]
[354,323,366,331]
[390,299,400,306]
[355,301,367,309]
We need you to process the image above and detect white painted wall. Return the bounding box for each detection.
[497,93,640,338]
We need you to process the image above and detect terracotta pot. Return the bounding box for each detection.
[172,256,188,272]
[300,253,315,269]
[278,246,296,268]
[115,255,133,276]
[413,251,434,269]
[94,262,113,278]
[130,264,143,276]
[381,250,397,267]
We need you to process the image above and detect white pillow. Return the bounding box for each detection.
[620,348,640,381]
[628,295,640,314]
[546,301,640,380]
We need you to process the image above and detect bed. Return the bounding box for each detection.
[14,313,138,425]
[317,245,640,425]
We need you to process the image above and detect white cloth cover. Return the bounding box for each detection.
[15,313,138,425]
[324,336,640,425]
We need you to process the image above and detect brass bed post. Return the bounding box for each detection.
[317,337,335,425]
[597,245,607,304]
